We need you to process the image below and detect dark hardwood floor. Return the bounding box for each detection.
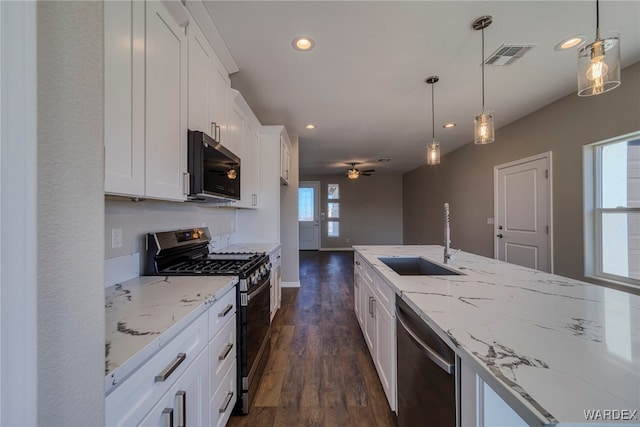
[227,251,398,427]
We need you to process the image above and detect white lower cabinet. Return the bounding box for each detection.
[354,256,396,412]
[106,285,237,427]
[269,247,282,321]
[139,348,208,427]
[210,360,237,427]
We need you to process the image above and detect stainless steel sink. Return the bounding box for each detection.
[378,257,462,276]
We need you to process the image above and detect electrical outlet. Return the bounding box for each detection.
[112,228,123,249]
[487,218,494,225]
[345,237,350,243]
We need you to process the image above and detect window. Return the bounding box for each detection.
[584,132,640,288]
[327,183,340,237]
[298,187,314,222]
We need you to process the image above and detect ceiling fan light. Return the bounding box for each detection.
[347,169,359,180]
[427,141,440,165]
[474,111,494,145]
[577,35,620,97]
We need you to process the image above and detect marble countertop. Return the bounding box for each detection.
[354,245,640,426]
[104,275,237,395]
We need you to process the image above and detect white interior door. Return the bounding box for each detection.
[495,152,552,272]
[299,181,320,250]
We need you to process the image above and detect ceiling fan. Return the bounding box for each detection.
[346,162,375,180]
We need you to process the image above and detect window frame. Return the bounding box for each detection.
[584,131,640,289]
[327,183,340,238]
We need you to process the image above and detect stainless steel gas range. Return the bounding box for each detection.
[145,227,271,415]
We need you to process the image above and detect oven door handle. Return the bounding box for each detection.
[247,280,270,301]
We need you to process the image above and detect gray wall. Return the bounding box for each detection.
[37,2,105,424]
[403,62,640,286]
[301,173,404,248]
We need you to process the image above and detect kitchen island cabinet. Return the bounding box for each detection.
[354,245,640,426]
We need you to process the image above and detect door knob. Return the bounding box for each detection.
[497,233,503,238]
[498,225,503,230]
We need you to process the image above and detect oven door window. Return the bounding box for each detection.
[246,278,270,375]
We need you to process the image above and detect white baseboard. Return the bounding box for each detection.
[281,281,300,288]
[319,247,354,251]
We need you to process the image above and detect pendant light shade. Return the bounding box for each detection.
[426,76,441,165]
[474,111,494,145]
[577,0,621,97]
[472,16,495,145]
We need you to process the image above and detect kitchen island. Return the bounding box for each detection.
[354,245,639,426]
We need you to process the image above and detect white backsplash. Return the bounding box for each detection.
[104,253,140,287]
[105,198,236,273]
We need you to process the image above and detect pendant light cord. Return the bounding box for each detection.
[431,82,435,141]
[595,0,600,40]
[481,24,485,111]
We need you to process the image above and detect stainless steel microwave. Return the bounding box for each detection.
[187,130,241,201]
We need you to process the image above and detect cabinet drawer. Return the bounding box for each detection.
[208,313,236,400]
[106,313,208,427]
[210,360,237,427]
[208,285,236,341]
[354,254,364,275]
[373,274,394,310]
[362,259,375,286]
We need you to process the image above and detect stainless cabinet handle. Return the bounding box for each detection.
[371,299,376,318]
[210,122,216,138]
[155,353,186,382]
[218,343,234,361]
[162,408,173,427]
[368,297,373,316]
[182,172,190,196]
[215,125,221,142]
[219,391,234,413]
[176,390,186,427]
[218,304,233,318]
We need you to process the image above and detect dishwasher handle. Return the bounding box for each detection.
[396,305,455,375]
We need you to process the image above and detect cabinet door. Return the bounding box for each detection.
[279,137,290,185]
[375,301,396,411]
[187,22,214,134]
[138,348,208,427]
[239,121,260,208]
[227,101,244,157]
[145,0,188,201]
[354,272,364,328]
[104,0,145,196]
[362,282,376,354]
[211,53,230,145]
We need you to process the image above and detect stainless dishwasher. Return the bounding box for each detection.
[396,296,459,427]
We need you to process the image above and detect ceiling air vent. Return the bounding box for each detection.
[484,44,535,66]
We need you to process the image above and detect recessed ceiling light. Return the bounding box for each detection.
[305,124,316,130]
[293,36,315,51]
[554,35,586,51]
[443,123,456,129]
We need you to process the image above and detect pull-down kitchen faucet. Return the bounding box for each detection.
[443,203,458,265]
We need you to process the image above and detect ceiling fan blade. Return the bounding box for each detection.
[361,169,375,173]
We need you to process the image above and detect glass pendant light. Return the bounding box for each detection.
[426,76,441,165]
[577,0,621,97]
[472,16,495,145]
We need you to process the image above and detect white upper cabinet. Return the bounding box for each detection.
[104,0,145,196]
[211,52,230,146]
[187,21,214,135]
[144,0,188,201]
[232,91,261,209]
[280,135,291,185]
[104,0,188,201]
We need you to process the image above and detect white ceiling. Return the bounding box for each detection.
[203,1,640,176]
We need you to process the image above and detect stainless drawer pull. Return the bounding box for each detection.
[162,408,173,427]
[176,390,186,427]
[218,343,234,361]
[218,304,233,318]
[219,391,234,413]
[155,353,186,382]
